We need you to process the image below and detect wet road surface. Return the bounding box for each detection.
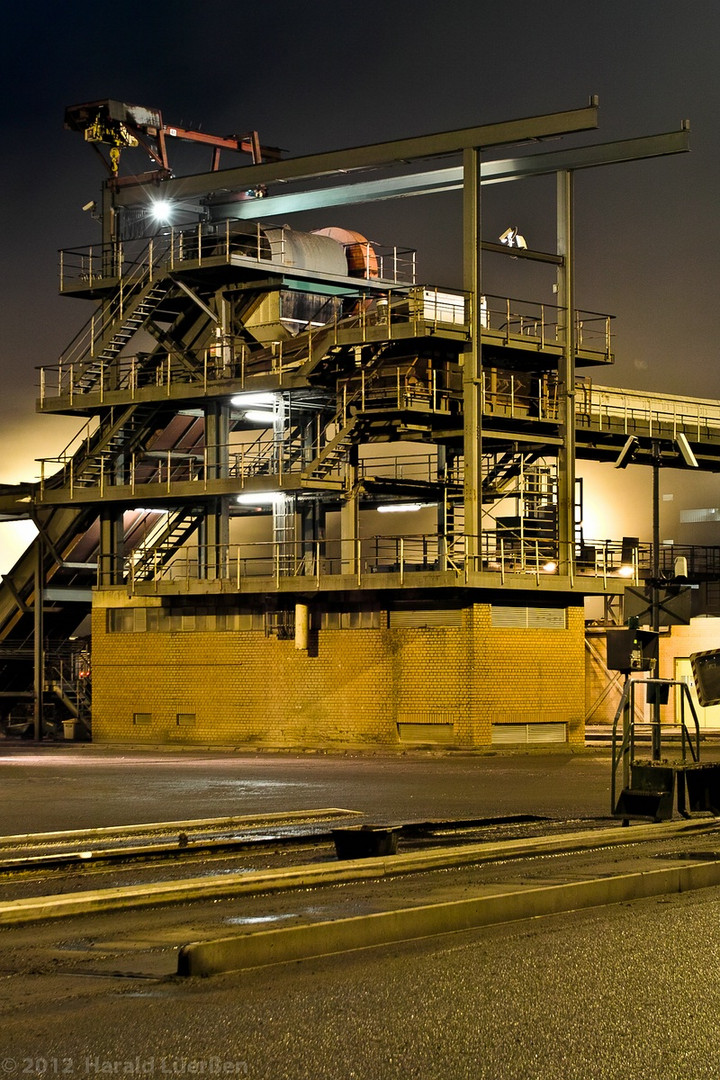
[3,743,720,1077]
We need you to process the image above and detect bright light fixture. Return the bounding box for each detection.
[542,560,558,573]
[618,564,635,578]
[377,502,427,514]
[243,409,277,425]
[499,226,527,250]
[236,491,283,506]
[230,393,278,409]
[150,199,173,224]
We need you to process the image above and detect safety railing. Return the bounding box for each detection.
[38,283,471,404]
[481,294,614,360]
[113,532,661,592]
[59,221,418,291]
[577,383,720,443]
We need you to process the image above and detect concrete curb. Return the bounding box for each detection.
[177,858,720,976]
[0,817,717,927]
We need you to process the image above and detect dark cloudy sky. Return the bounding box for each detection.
[1,0,719,488]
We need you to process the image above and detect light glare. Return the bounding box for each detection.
[230,393,278,408]
[243,409,277,425]
[150,199,172,224]
[377,502,426,514]
[236,491,282,506]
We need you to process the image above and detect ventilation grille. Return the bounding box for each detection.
[491,606,566,629]
[491,722,567,745]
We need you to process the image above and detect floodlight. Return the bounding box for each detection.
[377,502,426,514]
[230,393,278,409]
[243,409,277,425]
[676,432,699,469]
[499,226,527,250]
[236,492,282,505]
[614,436,639,469]
[150,199,173,224]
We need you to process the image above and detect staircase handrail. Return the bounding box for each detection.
[57,237,173,372]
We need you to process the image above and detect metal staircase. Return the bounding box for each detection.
[302,418,360,484]
[482,449,541,500]
[48,404,163,492]
[75,282,174,391]
[59,264,175,395]
[130,508,205,582]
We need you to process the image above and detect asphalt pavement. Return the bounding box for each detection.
[0,742,624,835]
[3,741,720,1078]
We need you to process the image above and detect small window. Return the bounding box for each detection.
[133,712,152,726]
[107,609,136,633]
[176,713,196,727]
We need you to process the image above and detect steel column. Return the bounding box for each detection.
[463,147,482,570]
[33,537,44,743]
[556,170,576,576]
[202,403,230,578]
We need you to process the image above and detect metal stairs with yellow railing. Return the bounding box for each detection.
[69,280,176,394]
[129,507,206,583]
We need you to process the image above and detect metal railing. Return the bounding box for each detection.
[481,294,614,359]
[112,532,667,593]
[59,221,417,290]
[577,383,720,442]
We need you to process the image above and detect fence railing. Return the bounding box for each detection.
[59,222,417,291]
[106,533,718,592]
[481,294,614,359]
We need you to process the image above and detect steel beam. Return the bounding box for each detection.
[111,103,600,209]
[204,130,689,221]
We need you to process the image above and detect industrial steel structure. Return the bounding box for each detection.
[1,97,716,747]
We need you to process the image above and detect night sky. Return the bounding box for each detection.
[1,0,719,563]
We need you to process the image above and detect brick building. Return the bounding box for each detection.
[1,100,710,748]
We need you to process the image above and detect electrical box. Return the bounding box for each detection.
[606,629,659,674]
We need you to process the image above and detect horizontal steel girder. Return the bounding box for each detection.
[112,102,600,208]
[206,129,690,220]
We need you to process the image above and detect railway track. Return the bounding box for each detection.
[0,810,602,909]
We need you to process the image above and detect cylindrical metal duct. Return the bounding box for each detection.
[312,227,378,278]
[263,227,347,275]
[295,603,310,651]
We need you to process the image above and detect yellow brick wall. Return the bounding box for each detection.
[91,599,586,748]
